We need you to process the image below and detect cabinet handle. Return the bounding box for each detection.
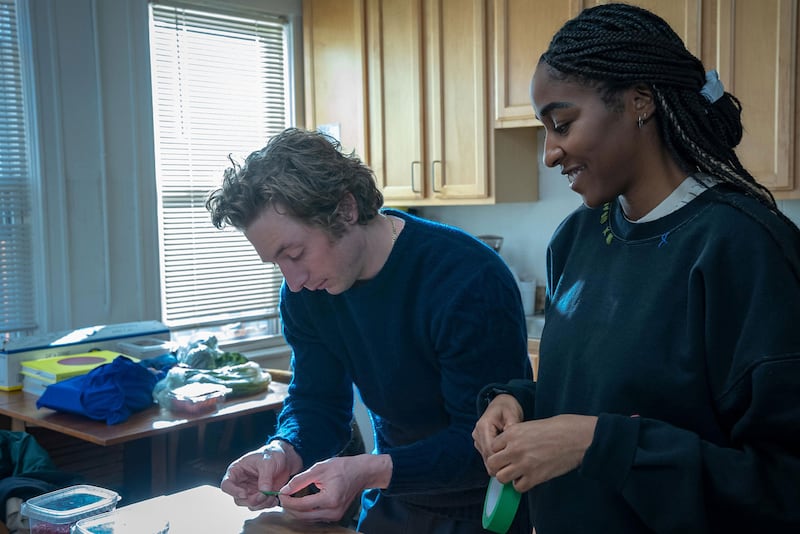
[411,161,421,193]
[431,160,443,192]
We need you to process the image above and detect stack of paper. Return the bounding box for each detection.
[20,350,136,396]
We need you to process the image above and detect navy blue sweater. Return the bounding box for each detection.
[271,210,531,518]
[481,185,800,533]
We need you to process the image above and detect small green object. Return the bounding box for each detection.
[261,490,282,496]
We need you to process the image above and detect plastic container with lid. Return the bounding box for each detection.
[71,508,170,533]
[21,485,120,534]
[166,382,230,415]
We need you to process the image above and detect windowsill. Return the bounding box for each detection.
[170,319,291,370]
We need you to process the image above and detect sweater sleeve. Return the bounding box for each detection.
[383,268,532,495]
[268,288,355,467]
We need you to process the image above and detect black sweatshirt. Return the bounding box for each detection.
[481,184,800,533]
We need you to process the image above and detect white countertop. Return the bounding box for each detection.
[526,314,545,339]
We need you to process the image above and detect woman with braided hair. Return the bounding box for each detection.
[474,3,800,532]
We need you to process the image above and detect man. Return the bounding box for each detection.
[208,128,531,533]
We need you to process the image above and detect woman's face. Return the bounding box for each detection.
[530,64,644,208]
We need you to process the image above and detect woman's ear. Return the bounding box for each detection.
[630,83,656,120]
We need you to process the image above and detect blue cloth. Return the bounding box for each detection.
[36,355,158,425]
[271,210,532,523]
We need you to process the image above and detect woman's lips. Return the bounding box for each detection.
[563,166,584,189]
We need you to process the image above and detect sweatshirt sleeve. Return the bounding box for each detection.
[477,379,537,419]
[582,356,800,532]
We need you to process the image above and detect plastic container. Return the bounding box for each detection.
[166,382,229,415]
[71,508,170,533]
[116,337,174,359]
[477,234,503,253]
[21,485,120,534]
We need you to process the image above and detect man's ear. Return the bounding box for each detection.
[339,192,358,224]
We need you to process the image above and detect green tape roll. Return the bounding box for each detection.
[482,476,521,534]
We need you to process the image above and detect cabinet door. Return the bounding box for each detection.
[612,0,701,55]
[715,0,796,193]
[426,0,489,199]
[494,0,700,128]
[303,0,368,158]
[493,0,584,127]
[367,0,426,202]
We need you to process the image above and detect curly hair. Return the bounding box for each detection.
[206,128,384,239]
[539,2,780,212]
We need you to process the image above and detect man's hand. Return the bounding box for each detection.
[220,440,303,510]
[278,454,393,523]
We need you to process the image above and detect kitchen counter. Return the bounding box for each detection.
[527,337,540,381]
[526,314,545,339]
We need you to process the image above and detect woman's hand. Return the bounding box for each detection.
[220,440,303,510]
[278,454,392,523]
[485,414,598,493]
[472,393,524,464]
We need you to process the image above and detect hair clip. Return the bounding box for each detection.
[700,70,724,103]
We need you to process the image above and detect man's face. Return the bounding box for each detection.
[244,203,366,295]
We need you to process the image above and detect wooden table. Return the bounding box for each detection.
[112,483,360,533]
[0,382,289,495]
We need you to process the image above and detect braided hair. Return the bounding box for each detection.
[540,3,783,215]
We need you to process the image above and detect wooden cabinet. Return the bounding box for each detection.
[302,0,369,159]
[710,0,797,197]
[368,0,490,204]
[493,0,583,127]
[492,0,800,197]
[305,0,538,207]
[423,0,491,202]
[366,0,425,202]
[492,0,701,128]
[795,1,800,200]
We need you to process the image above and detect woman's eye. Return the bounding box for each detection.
[553,121,569,134]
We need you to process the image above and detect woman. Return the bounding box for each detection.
[473,4,800,533]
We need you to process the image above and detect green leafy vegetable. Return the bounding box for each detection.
[177,336,248,369]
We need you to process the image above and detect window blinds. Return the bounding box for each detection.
[0,0,36,340]
[149,2,289,328]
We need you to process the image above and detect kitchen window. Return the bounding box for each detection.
[149,1,291,336]
[0,0,37,342]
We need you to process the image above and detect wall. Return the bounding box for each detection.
[23,0,800,332]
[421,131,800,284]
[26,0,302,333]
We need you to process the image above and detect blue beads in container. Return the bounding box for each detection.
[20,484,120,534]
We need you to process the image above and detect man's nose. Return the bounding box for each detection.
[280,264,307,292]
